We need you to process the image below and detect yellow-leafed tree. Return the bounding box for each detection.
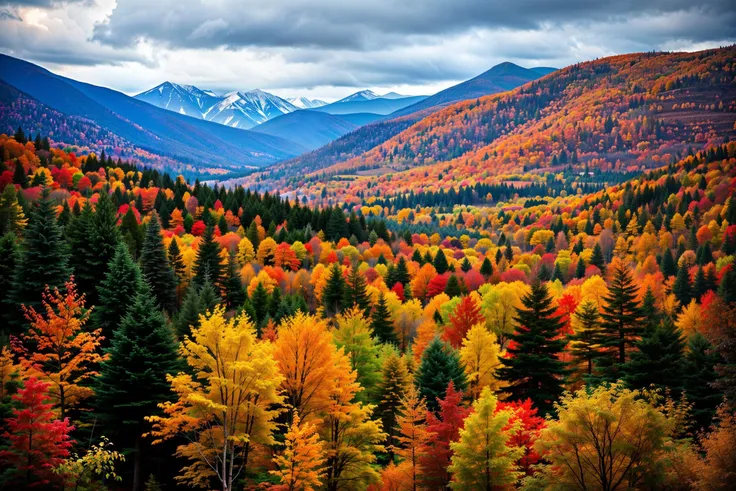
[270,411,326,491]
[146,306,283,491]
[459,323,502,400]
[393,384,430,491]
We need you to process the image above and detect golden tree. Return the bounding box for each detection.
[393,385,430,491]
[270,411,326,491]
[146,306,283,491]
[459,323,502,400]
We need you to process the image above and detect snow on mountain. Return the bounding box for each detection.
[381,92,411,99]
[287,96,327,109]
[135,84,298,129]
[335,90,379,103]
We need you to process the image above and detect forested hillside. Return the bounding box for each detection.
[1,127,735,490]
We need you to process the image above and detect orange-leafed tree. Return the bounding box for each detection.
[146,306,283,491]
[14,278,105,420]
[274,242,301,271]
[270,411,326,491]
[393,385,430,491]
[443,295,484,348]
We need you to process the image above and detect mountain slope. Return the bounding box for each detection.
[135,82,219,118]
[389,62,552,118]
[287,96,327,109]
[0,54,305,170]
[251,111,358,150]
[315,94,427,115]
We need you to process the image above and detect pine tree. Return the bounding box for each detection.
[683,333,723,430]
[0,233,19,322]
[480,257,494,278]
[140,212,178,313]
[673,262,692,307]
[433,250,449,274]
[589,243,605,273]
[416,338,467,413]
[83,192,121,305]
[444,274,462,297]
[371,292,397,344]
[93,244,144,343]
[119,205,143,259]
[377,351,410,461]
[246,220,260,250]
[575,257,586,278]
[94,284,182,491]
[322,262,345,317]
[223,251,245,310]
[0,184,27,236]
[621,318,685,393]
[4,188,70,331]
[66,200,97,298]
[448,387,523,490]
[342,265,371,315]
[175,283,203,338]
[250,281,270,326]
[192,224,223,288]
[599,262,643,373]
[167,238,186,284]
[661,248,677,277]
[498,281,569,416]
[394,256,411,286]
[568,301,604,377]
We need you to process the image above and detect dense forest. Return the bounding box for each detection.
[0,123,735,491]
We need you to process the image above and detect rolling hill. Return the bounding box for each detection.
[0,54,305,171]
[251,110,358,150]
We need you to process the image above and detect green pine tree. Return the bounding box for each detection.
[480,257,494,278]
[434,250,449,274]
[589,243,605,273]
[140,212,178,313]
[444,274,462,297]
[85,192,121,305]
[672,262,692,307]
[342,264,371,315]
[66,200,97,299]
[568,301,604,378]
[322,262,346,317]
[371,292,397,345]
[223,251,245,310]
[120,205,144,259]
[416,337,467,413]
[622,318,685,393]
[191,224,223,289]
[250,282,270,327]
[498,281,569,416]
[94,283,182,491]
[683,333,724,430]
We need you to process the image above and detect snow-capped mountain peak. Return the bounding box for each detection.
[336,89,379,103]
[287,96,327,109]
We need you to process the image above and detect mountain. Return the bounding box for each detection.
[381,92,411,100]
[287,96,327,109]
[251,110,358,150]
[337,113,383,126]
[389,61,552,118]
[135,85,298,129]
[315,93,427,115]
[0,54,305,172]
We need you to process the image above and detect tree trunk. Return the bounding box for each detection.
[132,434,141,491]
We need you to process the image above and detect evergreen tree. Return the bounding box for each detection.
[66,201,96,298]
[326,206,349,241]
[4,188,70,331]
[599,263,643,373]
[575,258,586,279]
[683,333,723,430]
[246,220,260,250]
[322,262,345,317]
[672,262,692,307]
[93,244,144,343]
[718,266,736,303]
[480,257,494,278]
[394,256,411,286]
[120,205,143,259]
[371,292,397,345]
[342,265,371,315]
[416,338,467,413]
[498,281,569,416]
[223,251,245,310]
[85,192,121,305]
[94,284,182,491]
[622,318,685,393]
[433,250,449,274]
[167,238,186,284]
[0,233,19,321]
[377,352,410,460]
[460,257,472,273]
[444,274,462,297]
[568,301,604,378]
[191,224,223,289]
[140,212,178,313]
[175,284,202,338]
[250,282,270,326]
[589,243,605,273]
[660,248,677,277]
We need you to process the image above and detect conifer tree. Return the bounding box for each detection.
[94,283,182,491]
[371,292,397,344]
[480,257,494,278]
[589,242,605,273]
[322,262,345,317]
[575,257,586,278]
[140,212,178,313]
[167,238,186,284]
[191,224,223,288]
[66,200,96,297]
[175,283,203,338]
[599,262,643,373]
[673,262,692,307]
[498,281,569,416]
[444,274,462,297]
[622,318,685,393]
[342,264,371,315]
[416,338,467,413]
[4,188,70,331]
[660,248,677,277]
[394,256,411,286]
[0,184,27,236]
[84,192,121,305]
[433,250,449,274]
[223,251,245,310]
[568,301,604,377]
[683,333,723,430]
[93,244,144,343]
[120,205,143,259]
[394,385,430,491]
[377,351,410,460]
[0,233,18,322]
[270,411,326,491]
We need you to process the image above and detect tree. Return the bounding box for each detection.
[416,338,467,413]
[622,318,685,393]
[433,250,449,274]
[0,233,19,326]
[343,265,371,316]
[371,292,397,345]
[444,274,463,297]
[168,238,186,285]
[146,306,284,491]
[528,384,676,491]
[419,382,470,490]
[15,279,105,420]
[4,187,70,331]
[95,283,182,491]
[459,323,502,400]
[270,411,326,491]
[0,377,74,489]
[120,204,144,258]
[495,399,545,476]
[690,405,736,490]
[377,351,410,461]
[85,191,121,305]
[598,262,643,377]
[223,251,245,310]
[323,262,346,317]
[93,243,144,343]
[498,281,569,416]
[480,257,494,279]
[333,307,382,404]
[568,300,604,378]
[589,242,605,273]
[140,212,178,313]
[444,295,484,348]
[0,183,27,236]
[393,385,430,491]
[673,262,692,307]
[683,333,723,430]
[192,224,223,288]
[448,387,523,490]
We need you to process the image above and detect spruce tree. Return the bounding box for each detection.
[191,224,223,288]
[120,205,143,259]
[223,251,245,310]
[599,263,643,373]
[568,301,604,378]
[660,248,677,277]
[444,274,462,297]
[433,250,449,274]
[672,262,692,307]
[4,188,70,331]
[85,192,121,305]
[371,292,397,344]
[0,233,19,335]
[621,318,685,393]
[66,200,96,298]
[416,337,467,413]
[250,282,270,326]
[498,281,569,416]
[167,238,186,284]
[718,267,736,303]
[683,333,724,430]
[480,257,494,278]
[94,284,182,491]
[394,256,411,286]
[589,243,605,273]
[575,257,586,279]
[175,284,202,338]
[93,244,144,343]
[342,265,371,315]
[322,262,346,317]
[140,212,178,313]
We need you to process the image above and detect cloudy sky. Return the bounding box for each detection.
[1,0,734,101]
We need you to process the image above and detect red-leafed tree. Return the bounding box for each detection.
[391,282,406,301]
[419,382,471,489]
[495,398,545,475]
[0,377,74,488]
[426,274,449,299]
[443,295,484,348]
